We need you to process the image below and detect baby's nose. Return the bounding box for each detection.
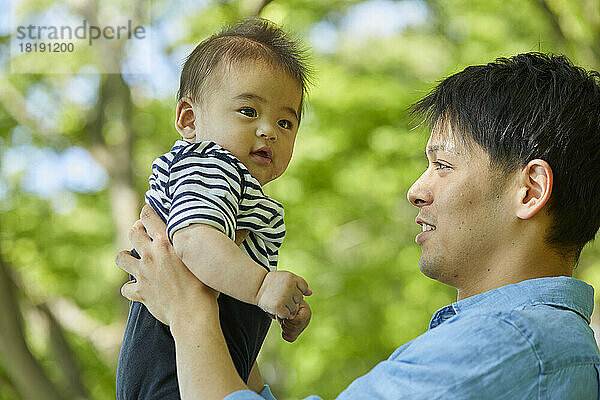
[256,127,277,141]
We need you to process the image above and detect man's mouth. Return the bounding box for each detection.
[420,223,436,232]
[415,218,436,245]
[416,217,436,231]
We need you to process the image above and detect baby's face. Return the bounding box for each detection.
[189,60,302,186]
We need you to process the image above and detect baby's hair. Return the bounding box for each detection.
[177,18,312,120]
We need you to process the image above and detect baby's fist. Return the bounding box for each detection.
[279,300,312,342]
[256,270,311,319]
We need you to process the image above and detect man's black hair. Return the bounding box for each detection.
[177,18,311,119]
[410,52,600,260]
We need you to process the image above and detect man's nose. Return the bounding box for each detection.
[407,175,433,207]
[256,126,277,141]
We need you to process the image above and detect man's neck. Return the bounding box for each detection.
[455,248,574,301]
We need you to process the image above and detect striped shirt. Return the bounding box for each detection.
[145,140,285,271]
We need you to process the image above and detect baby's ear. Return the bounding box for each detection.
[175,98,197,140]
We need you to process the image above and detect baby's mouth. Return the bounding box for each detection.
[250,147,273,165]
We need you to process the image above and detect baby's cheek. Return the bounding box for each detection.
[271,169,280,181]
[276,163,288,178]
[281,154,293,173]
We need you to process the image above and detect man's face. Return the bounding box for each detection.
[193,60,302,186]
[407,126,515,288]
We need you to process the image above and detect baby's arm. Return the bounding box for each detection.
[167,146,310,318]
[172,224,311,318]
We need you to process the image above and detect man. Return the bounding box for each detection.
[116,52,600,399]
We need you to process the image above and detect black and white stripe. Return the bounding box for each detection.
[145,140,285,271]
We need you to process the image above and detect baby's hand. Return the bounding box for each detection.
[256,271,312,319]
[278,300,312,342]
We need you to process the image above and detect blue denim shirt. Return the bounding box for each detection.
[226,277,600,400]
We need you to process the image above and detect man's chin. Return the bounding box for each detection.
[418,257,443,281]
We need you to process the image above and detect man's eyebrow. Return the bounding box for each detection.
[426,144,458,156]
[426,144,445,155]
[233,92,299,121]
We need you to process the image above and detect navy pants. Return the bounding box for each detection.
[116,249,271,400]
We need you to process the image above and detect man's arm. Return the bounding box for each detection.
[117,209,250,399]
[116,209,549,400]
[170,298,247,399]
[247,362,264,393]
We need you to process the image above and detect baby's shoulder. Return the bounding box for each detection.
[171,140,225,158]
[167,141,255,190]
[170,141,243,169]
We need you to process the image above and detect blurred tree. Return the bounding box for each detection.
[0,0,598,399]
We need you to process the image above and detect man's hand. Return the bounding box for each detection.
[116,205,248,399]
[256,270,312,319]
[115,204,218,327]
[278,300,312,342]
[234,229,249,246]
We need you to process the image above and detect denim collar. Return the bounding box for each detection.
[429,276,594,329]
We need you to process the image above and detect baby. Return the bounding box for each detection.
[116,18,312,399]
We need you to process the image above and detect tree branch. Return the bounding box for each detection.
[0,79,46,137]
[534,0,569,44]
[38,303,89,399]
[0,242,65,400]
[534,0,600,69]
[254,0,275,16]
[45,297,125,363]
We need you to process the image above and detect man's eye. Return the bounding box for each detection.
[433,161,450,170]
[239,108,257,117]
[278,119,292,129]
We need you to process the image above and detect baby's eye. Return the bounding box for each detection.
[278,119,292,129]
[239,107,257,118]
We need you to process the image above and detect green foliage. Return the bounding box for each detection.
[1,0,599,399]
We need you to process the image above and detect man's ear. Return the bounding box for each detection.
[515,159,553,220]
[175,98,197,140]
